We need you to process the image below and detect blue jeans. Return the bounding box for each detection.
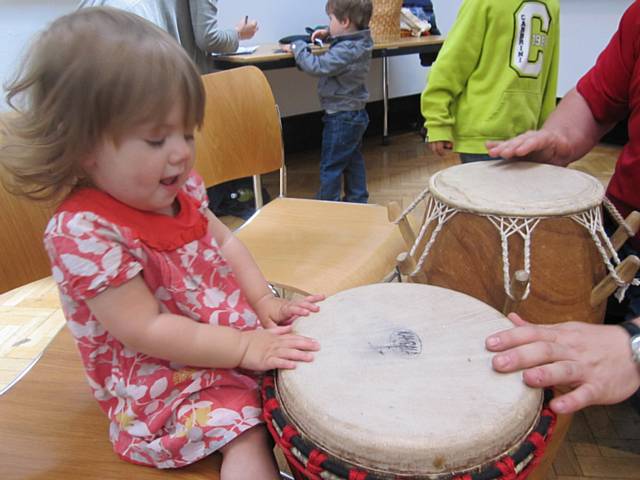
[319,110,369,203]
[459,153,496,163]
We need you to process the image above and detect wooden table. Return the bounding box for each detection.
[0,277,221,479]
[212,36,444,144]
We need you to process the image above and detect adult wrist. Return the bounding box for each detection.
[619,320,640,366]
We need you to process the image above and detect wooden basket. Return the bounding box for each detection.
[370,0,403,42]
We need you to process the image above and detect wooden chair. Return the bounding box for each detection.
[0,277,221,479]
[195,66,407,296]
[0,123,54,293]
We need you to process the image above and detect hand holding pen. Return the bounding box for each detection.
[236,15,258,40]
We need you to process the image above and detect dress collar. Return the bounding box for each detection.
[58,187,208,251]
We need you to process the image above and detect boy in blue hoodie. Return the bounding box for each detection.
[286,0,373,203]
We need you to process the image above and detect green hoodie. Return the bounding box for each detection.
[421,0,559,153]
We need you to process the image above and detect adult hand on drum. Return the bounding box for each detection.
[486,313,640,414]
[485,88,614,167]
[485,130,572,166]
[253,293,325,329]
[239,326,320,370]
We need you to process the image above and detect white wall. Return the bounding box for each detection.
[0,0,634,115]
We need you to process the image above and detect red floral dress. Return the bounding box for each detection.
[44,173,262,468]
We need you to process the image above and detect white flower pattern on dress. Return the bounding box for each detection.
[43,173,262,469]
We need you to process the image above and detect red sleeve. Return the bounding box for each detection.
[44,212,143,302]
[576,2,640,123]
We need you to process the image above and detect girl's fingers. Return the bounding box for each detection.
[281,334,320,351]
[303,294,325,304]
[275,348,315,363]
[269,358,297,370]
[267,324,294,335]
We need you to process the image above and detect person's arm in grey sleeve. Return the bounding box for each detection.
[189,0,239,54]
[291,41,356,77]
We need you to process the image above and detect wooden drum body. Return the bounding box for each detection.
[420,209,607,326]
[403,161,621,326]
[263,284,556,480]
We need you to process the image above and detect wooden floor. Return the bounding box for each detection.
[0,131,638,478]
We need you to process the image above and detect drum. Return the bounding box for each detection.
[263,283,556,480]
[397,160,632,325]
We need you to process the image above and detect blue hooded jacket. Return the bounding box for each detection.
[291,30,373,112]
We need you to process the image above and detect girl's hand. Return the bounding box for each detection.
[311,28,330,43]
[428,141,453,156]
[239,326,320,370]
[254,294,325,329]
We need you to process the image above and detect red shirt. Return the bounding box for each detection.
[577,1,640,224]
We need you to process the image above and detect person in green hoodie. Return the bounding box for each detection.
[421,0,560,163]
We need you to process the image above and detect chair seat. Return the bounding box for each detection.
[236,197,406,296]
[0,279,220,480]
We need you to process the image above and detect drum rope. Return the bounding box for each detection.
[399,190,639,301]
[603,197,635,237]
[571,207,640,300]
[410,195,458,275]
[487,216,541,300]
[392,185,431,224]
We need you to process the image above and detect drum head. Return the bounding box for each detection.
[429,160,603,216]
[277,283,542,476]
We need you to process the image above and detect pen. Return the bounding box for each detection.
[244,15,248,25]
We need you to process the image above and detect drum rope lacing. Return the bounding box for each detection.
[393,188,639,301]
[262,375,557,480]
[603,197,635,238]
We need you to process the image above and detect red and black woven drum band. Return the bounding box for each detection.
[262,374,557,480]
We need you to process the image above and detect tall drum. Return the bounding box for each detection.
[263,283,556,480]
[397,160,636,326]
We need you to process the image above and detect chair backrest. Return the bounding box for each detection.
[0,121,54,293]
[0,176,54,293]
[194,66,284,189]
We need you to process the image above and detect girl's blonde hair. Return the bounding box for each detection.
[0,7,205,202]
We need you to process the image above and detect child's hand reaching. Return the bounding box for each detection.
[428,141,454,156]
[254,293,325,329]
[239,325,320,370]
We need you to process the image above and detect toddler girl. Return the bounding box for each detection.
[0,7,322,479]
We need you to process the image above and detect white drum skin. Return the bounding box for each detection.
[429,160,603,216]
[276,283,542,476]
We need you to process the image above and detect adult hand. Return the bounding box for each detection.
[236,18,258,40]
[254,293,325,329]
[239,326,320,370]
[485,129,573,166]
[486,314,640,414]
[311,28,330,43]
[428,140,453,156]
